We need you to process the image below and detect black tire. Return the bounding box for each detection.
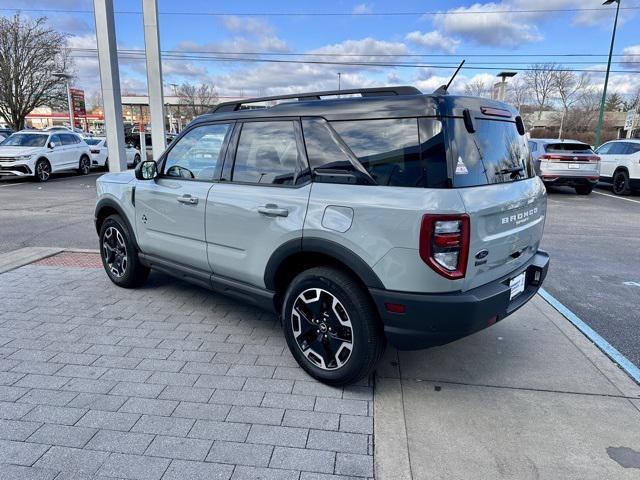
[99,214,149,288]
[104,158,109,171]
[612,170,631,195]
[133,154,141,166]
[282,267,385,386]
[575,185,593,195]
[78,155,91,175]
[34,158,51,182]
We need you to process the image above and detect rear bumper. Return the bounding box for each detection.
[541,175,598,187]
[370,250,550,350]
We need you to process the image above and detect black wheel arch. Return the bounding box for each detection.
[95,198,141,251]
[613,166,630,176]
[265,237,385,311]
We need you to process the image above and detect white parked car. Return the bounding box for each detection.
[85,137,142,170]
[595,139,640,195]
[0,130,92,182]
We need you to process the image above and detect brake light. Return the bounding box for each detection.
[419,214,470,280]
[540,154,600,162]
[480,106,512,118]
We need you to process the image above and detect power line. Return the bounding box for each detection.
[2,6,640,16]
[68,51,640,74]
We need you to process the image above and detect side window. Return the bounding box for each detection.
[50,134,62,147]
[595,143,610,155]
[330,118,426,187]
[60,134,74,146]
[301,117,355,172]
[608,143,627,155]
[627,143,640,154]
[528,141,537,152]
[163,123,231,181]
[232,121,301,185]
[418,118,448,188]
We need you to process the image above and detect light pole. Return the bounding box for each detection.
[594,0,621,147]
[337,73,342,92]
[53,72,74,130]
[495,71,517,101]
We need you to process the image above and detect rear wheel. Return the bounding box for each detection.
[34,159,51,182]
[612,170,631,195]
[78,155,91,175]
[133,154,141,166]
[99,214,149,288]
[575,185,593,195]
[282,267,384,386]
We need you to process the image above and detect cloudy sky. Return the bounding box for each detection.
[1,0,639,100]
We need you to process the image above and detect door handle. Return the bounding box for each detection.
[177,194,198,205]
[258,204,289,217]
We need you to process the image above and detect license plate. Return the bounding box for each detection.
[509,272,526,300]
[568,163,580,169]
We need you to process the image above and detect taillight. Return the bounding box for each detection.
[540,154,599,162]
[419,214,470,280]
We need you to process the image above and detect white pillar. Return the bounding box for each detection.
[142,0,166,159]
[93,0,126,172]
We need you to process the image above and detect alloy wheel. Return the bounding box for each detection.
[80,157,90,174]
[291,288,354,370]
[36,161,50,181]
[613,172,628,195]
[102,226,128,278]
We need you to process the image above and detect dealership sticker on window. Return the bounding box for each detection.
[455,157,469,175]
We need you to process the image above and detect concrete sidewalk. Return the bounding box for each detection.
[374,296,640,479]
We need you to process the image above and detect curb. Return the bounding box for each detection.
[0,247,100,274]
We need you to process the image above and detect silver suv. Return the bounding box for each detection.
[95,87,549,385]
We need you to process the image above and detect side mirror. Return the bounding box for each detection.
[48,142,56,149]
[135,160,158,180]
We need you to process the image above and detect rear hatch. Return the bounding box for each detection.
[539,142,599,178]
[445,114,546,291]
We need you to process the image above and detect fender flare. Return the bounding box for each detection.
[263,237,385,291]
[94,197,141,251]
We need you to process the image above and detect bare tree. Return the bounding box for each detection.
[552,70,590,138]
[177,83,219,119]
[605,92,624,112]
[507,77,533,111]
[87,91,103,113]
[0,15,73,130]
[524,63,557,120]
[464,79,491,98]
[622,86,640,111]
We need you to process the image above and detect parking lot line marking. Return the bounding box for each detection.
[539,288,640,384]
[0,182,28,188]
[593,190,640,204]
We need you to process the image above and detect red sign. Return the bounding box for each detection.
[70,88,87,129]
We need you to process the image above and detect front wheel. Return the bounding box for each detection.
[78,155,91,175]
[34,159,51,182]
[612,170,631,195]
[575,185,593,195]
[133,154,141,166]
[99,214,149,288]
[282,267,385,386]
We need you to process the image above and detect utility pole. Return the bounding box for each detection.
[142,0,166,159]
[53,73,74,130]
[337,72,342,93]
[595,0,621,147]
[93,0,126,172]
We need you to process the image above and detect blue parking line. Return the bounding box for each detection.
[539,288,640,384]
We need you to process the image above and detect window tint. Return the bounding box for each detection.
[1,133,48,147]
[545,143,592,153]
[302,118,354,172]
[233,121,301,185]
[85,139,101,146]
[626,143,640,154]
[606,142,628,155]
[50,134,62,146]
[448,118,534,187]
[418,118,449,188]
[60,133,79,146]
[163,123,230,180]
[331,119,421,187]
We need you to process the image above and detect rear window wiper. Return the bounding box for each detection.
[499,166,524,175]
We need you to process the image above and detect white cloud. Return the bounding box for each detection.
[405,30,460,54]
[353,3,372,15]
[308,37,408,64]
[621,45,640,69]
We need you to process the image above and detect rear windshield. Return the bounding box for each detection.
[85,139,101,146]
[545,143,593,153]
[448,118,535,187]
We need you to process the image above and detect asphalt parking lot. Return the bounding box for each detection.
[1,173,639,371]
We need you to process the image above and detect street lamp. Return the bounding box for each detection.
[594,0,621,147]
[53,72,74,130]
[495,71,517,101]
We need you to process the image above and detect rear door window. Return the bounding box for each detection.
[447,118,535,187]
[232,121,302,185]
[626,143,640,154]
[60,134,77,146]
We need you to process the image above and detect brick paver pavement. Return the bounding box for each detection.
[0,258,374,479]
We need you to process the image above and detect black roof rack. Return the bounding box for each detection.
[211,86,422,113]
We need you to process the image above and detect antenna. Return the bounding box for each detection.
[434,60,465,95]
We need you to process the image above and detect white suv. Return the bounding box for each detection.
[595,139,640,195]
[0,130,92,182]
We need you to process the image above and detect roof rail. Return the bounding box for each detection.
[211,86,422,113]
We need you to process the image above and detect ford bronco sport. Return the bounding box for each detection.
[95,86,549,385]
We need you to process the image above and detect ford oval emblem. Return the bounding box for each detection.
[475,249,489,260]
